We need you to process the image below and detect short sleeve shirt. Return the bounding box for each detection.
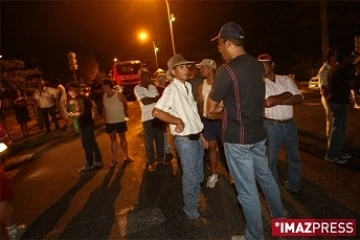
[209,54,266,144]
[155,79,203,136]
[134,84,158,122]
[33,87,58,108]
[264,75,302,120]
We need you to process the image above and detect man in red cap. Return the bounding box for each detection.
[257,53,303,197]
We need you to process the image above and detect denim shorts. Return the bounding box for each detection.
[105,121,127,133]
[202,117,222,141]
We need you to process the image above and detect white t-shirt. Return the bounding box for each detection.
[134,84,158,122]
[265,75,302,120]
[155,78,203,136]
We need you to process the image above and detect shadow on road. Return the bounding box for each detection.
[23,173,97,239]
[57,163,127,239]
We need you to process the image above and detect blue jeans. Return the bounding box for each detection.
[224,139,286,240]
[175,135,204,219]
[80,125,102,167]
[326,103,348,159]
[264,119,302,192]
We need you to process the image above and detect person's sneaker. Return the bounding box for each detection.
[324,157,348,165]
[340,152,352,159]
[9,224,26,240]
[188,216,209,228]
[78,165,95,173]
[206,174,218,188]
[148,163,156,172]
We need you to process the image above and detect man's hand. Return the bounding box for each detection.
[175,119,185,133]
[200,133,209,149]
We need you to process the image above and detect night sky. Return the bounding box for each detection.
[1,1,360,80]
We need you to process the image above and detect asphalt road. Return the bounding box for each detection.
[2,87,360,240]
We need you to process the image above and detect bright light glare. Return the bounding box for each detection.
[114,58,118,62]
[0,143,8,153]
[170,14,175,22]
[155,47,159,53]
[139,32,148,41]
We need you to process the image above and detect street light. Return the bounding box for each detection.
[138,31,159,70]
[165,0,176,55]
[114,57,118,62]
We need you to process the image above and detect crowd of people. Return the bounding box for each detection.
[1,20,359,240]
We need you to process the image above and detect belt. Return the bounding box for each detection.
[264,118,293,123]
[178,133,201,140]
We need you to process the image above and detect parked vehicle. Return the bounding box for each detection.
[111,60,143,98]
[0,123,11,159]
[308,76,320,91]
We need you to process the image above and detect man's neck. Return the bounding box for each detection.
[175,78,186,84]
[206,74,215,85]
[140,83,149,88]
[266,73,276,82]
[229,47,246,61]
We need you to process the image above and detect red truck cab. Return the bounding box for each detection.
[111,60,143,98]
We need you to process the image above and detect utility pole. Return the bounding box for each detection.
[320,0,329,61]
[165,0,176,55]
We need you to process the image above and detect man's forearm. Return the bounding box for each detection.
[152,108,181,125]
[265,92,292,108]
[280,94,302,105]
[141,97,158,105]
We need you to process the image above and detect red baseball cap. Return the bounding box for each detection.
[257,53,273,62]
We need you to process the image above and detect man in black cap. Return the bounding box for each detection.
[207,22,286,240]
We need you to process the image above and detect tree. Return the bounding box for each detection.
[77,53,99,84]
[0,59,42,92]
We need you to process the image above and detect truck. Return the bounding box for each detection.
[111,60,143,98]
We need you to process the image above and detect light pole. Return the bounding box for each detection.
[152,40,159,69]
[139,31,159,69]
[165,0,176,55]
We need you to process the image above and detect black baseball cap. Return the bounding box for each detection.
[211,22,245,41]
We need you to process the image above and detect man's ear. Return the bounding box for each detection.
[170,68,176,77]
[271,62,275,69]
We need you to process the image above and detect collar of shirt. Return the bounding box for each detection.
[173,78,191,94]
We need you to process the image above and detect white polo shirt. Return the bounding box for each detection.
[154,78,203,136]
[134,84,158,122]
[265,75,302,120]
